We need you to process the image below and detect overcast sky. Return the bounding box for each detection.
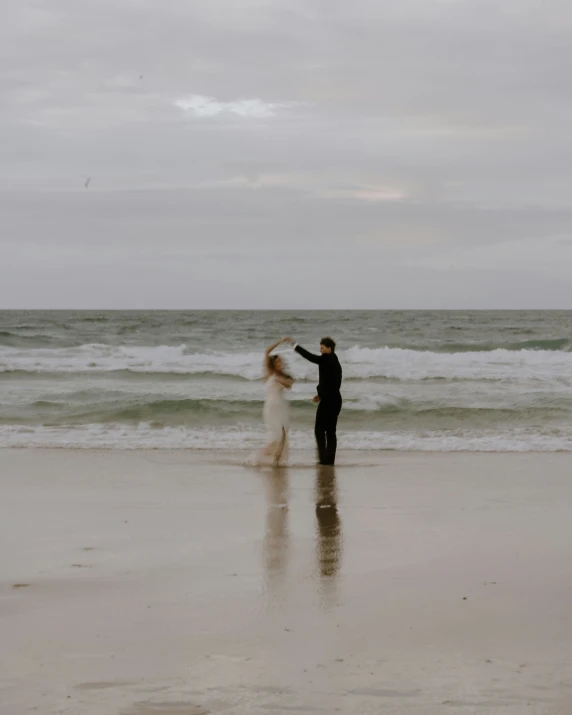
[2,0,572,308]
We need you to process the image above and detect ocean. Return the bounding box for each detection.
[1,310,572,451]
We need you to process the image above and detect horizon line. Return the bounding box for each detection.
[1,307,572,312]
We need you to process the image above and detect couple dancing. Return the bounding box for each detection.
[259,336,342,467]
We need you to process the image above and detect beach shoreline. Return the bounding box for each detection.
[2,448,572,714]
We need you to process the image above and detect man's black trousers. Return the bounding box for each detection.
[315,395,342,465]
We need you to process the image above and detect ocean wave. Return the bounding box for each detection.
[412,338,572,353]
[2,423,572,452]
[0,331,60,348]
[0,344,267,379]
[2,392,570,431]
[79,315,110,323]
[2,329,571,353]
[340,345,572,382]
[2,343,572,382]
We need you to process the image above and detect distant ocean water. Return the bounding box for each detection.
[1,310,572,451]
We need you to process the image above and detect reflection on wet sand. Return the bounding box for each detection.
[315,465,342,606]
[260,465,342,609]
[262,468,290,599]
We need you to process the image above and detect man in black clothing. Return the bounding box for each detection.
[285,336,342,465]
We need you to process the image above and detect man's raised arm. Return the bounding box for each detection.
[284,338,321,365]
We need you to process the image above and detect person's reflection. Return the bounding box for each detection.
[262,467,290,602]
[315,465,342,607]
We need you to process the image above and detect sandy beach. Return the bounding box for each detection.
[2,449,572,714]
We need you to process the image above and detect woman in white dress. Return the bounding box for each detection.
[258,338,294,466]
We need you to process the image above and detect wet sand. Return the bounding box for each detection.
[2,449,572,714]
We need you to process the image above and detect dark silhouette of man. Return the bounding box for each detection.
[286,336,342,465]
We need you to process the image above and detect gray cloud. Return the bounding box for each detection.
[1,0,572,307]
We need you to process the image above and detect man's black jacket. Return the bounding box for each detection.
[295,345,342,400]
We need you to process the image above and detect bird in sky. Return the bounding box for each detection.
[82,176,92,189]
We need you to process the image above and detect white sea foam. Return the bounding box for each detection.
[2,423,572,452]
[2,343,572,383]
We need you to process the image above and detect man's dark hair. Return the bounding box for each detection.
[320,337,336,352]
